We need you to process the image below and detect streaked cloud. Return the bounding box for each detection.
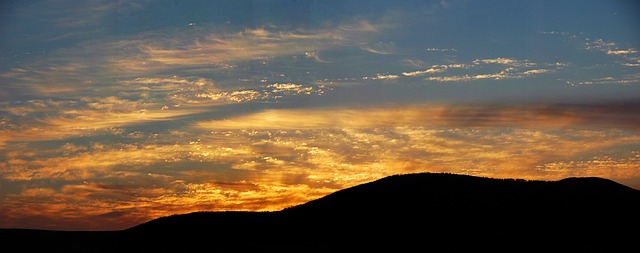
[109,20,387,76]
[572,77,640,85]
[197,103,640,131]
[402,64,468,77]
[360,41,397,54]
[522,69,552,75]
[0,100,208,153]
[608,49,638,55]
[1,18,386,98]
[401,58,560,82]
[537,151,640,179]
[426,48,457,52]
[474,58,520,66]
[368,74,400,80]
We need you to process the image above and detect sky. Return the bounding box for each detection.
[1,0,639,231]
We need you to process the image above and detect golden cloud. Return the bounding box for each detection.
[3,102,640,230]
[196,103,640,131]
[1,107,202,146]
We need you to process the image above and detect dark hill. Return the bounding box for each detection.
[2,172,639,252]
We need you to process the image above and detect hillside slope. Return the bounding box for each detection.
[2,172,639,252]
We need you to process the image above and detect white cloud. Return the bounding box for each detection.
[371,74,400,80]
[402,64,468,77]
[426,48,457,52]
[402,67,445,76]
[473,58,536,67]
[523,69,552,75]
[607,49,638,55]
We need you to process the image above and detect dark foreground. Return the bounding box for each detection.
[2,172,639,252]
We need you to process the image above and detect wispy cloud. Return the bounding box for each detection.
[537,31,640,85]
[196,102,640,131]
[4,0,143,44]
[402,63,468,76]
[537,151,640,179]
[0,98,204,148]
[608,49,638,55]
[109,20,387,76]
[585,38,640,68]
[1,17,387,98]
[397,57,561,82]
[571,75,640,86]
[426,48,457,52]
[360,41,397,54]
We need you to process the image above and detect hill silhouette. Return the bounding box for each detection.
[1,172,639,252]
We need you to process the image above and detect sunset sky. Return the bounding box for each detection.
[1,0,639,231]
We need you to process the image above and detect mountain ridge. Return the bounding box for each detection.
[2,172,639,252]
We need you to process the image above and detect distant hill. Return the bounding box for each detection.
[2,172,639,252]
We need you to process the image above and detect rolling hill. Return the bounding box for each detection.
[2,172,639,252]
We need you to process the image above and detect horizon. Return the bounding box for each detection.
[1,0,640,231]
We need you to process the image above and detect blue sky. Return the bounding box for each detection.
[1,0,639,230]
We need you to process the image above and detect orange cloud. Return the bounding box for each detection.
[2,101,640,230]
[196,103,640,131]
[0,107,203,148]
